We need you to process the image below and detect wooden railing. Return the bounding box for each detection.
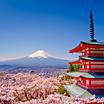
[79,68,104,72]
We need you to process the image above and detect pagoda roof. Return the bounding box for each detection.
[65,84,104,98]
[69,56,104,64]
[64,84,93,98]
[84,41,104,45]
[70,41,104,53]
[81,57,104,61]
[66,72,104,78]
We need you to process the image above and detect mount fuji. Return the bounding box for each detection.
[28,50,53,58]
[0,50,68,69]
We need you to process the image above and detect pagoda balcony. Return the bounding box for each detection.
[79,68,104,72]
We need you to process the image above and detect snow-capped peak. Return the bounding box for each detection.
[28,50,52,58]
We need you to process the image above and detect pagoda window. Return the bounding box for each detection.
[86,80,89,86]
[80,80,84,85]
[86,62,90,64]
[87,51,89,54]
[82,65,84,69]
[86,48,89,51]
[90,48,95,50]
[80,44,83,47]
[82,50,85,52]
[87,65,89,69]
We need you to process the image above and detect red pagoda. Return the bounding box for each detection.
[65,10,104,98]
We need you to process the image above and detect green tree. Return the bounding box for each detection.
[56,86,70,96]
[67,64,82,72]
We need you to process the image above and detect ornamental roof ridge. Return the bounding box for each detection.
[81,41,104,46]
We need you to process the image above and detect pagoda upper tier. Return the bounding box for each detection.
[66,72,104,89]
[70,41,104,53]
[70,41,104,57]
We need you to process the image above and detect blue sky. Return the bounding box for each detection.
[0,0,104,60]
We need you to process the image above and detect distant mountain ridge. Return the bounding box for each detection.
[0,50,68,68]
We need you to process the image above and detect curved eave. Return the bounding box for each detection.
[80,76,104,79]
[67,72,104,79]
[69,41,104,53]
[81,57,104,61]
[69,41,84,53]
[82,41,104,46]
[68,60,80,64]
[69,57,104,65]
[64,84,93,99]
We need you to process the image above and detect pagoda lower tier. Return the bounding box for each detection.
[69,56,104,72]
[66,72,104,89]
[65,72,104,98]
[69,41,104,54]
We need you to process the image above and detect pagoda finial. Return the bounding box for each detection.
[90,9,97,42]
